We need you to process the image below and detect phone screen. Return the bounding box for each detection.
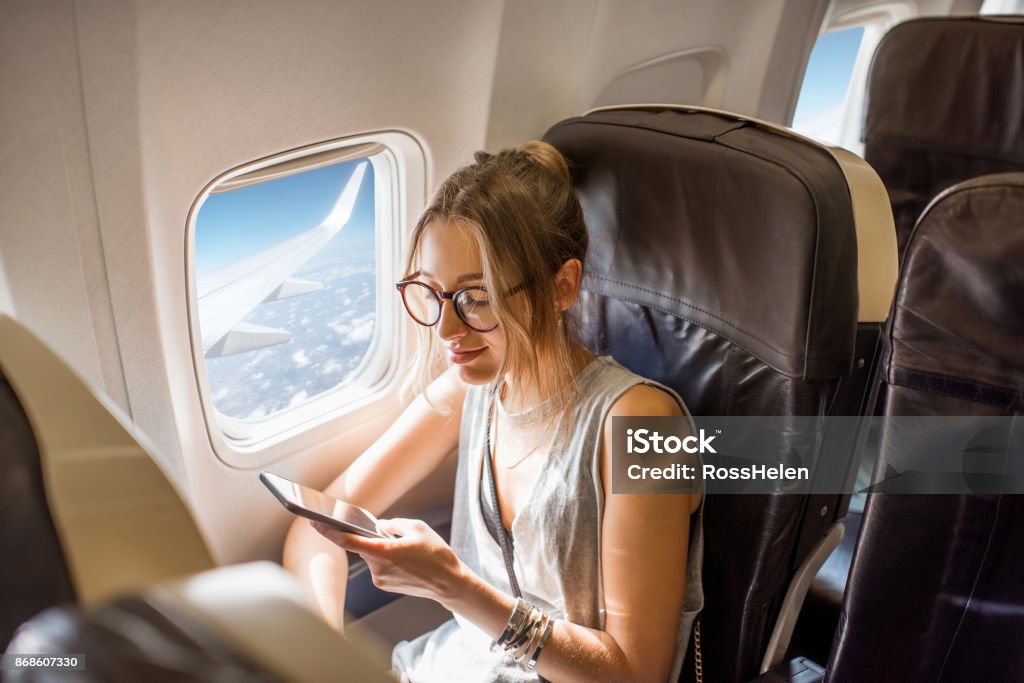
[260,471,387,538]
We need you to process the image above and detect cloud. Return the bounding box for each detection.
[245,405,268,420]
[203,255,377,421]
[344,319,374,345]
[320,359,344,375]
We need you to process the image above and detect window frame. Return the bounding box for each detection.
[185,131,422,466]
[792,2,916,154]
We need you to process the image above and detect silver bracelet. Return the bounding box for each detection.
[526,616,555,670]
[506,606,542,653]
[491,598,531,653]
[514,612,549,664]
[491,598,556,671]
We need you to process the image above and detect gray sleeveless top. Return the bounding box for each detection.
[392,356,704,682]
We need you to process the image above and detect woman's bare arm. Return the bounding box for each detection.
[592,385,695,680]
[282,367,467,629]
[527,384,693,681]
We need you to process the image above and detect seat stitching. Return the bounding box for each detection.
[584,274,800,357]
[580,282,851,382]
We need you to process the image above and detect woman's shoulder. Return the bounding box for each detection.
[608,382,685,418]
[592,358,703,511]
[583,356,688,417]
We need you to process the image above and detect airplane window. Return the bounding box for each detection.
[980,0,1024,12]
[194,156,377,423]
[792,26,866,146]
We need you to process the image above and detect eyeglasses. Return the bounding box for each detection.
[395,280,499,332]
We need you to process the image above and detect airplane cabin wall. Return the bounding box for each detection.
[0,0,961,563]
[486,0,834,144]
[0,0,510,562]
[0,1,132,422]
[578,0,831,125]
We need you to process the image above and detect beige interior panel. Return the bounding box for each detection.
[828,146,899,322]
[0,314,213,604]
[212,143,387,193]
[0,0,127,413]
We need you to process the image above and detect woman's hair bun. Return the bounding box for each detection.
[516,140,571,183]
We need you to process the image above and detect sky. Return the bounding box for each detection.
[195,158,375,274]
[792,26,865,127]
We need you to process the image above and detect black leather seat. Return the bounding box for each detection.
[544,106,895,682]
[0,370,76,647]
[6,596,281,683]
[825,173,1024,682]
[792,18,1024,660]
[6,562,395,683]
[864,16,1024,256]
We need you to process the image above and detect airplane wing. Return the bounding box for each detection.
[792,103,844,144]
[197,161,368,358]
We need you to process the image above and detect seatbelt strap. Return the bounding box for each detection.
[482,387,523,599]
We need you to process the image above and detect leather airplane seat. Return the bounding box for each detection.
[0,369,75,647]
[7,597,281,683]
[544,106,896,682]
[5,562,395,683]
[825,173,1024,682]
[864,16,1024,256]
[0,314,214,645]
[791,16,1024,658]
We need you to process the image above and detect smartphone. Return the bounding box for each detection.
[259,471,389,539]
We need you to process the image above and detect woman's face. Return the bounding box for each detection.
[414,220,507,385]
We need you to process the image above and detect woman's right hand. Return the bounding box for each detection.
[309,518,467,607]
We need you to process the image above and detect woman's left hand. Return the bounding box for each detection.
[310,518,466,606]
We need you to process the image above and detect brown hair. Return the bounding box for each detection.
[403,140,589,420]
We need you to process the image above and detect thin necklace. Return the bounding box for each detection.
[490,393,554,469]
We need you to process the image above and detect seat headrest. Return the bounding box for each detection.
[865,17,1024,251]
[867,16,1024,165]
[887,172,1024,410]
[545,106,894,381]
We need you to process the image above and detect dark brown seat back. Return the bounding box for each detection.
[0,371,76,648]
[864,16,1024,255]
[545,107,872,682]
[826,173,1024,682]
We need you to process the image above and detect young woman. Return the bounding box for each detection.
[283,141,703,682]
